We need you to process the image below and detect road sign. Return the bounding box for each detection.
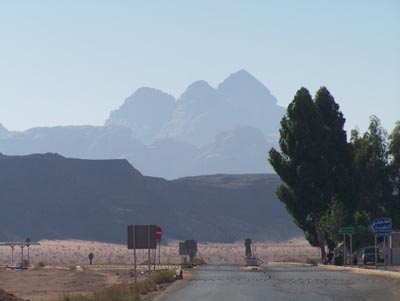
[369,218,392,236]
[179,242,187,255]
[127,225,157,249]
[339,227,354,234]
[156,226,163,242]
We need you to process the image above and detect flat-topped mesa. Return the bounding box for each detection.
[0,153,300,243]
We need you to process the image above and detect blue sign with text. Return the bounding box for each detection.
[369,218,392,236]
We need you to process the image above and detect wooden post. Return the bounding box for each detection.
[134,226,137,283]
[375,235,377,269]
[148,226,151,275]
[343,234,346,266]
[350,234,353,265]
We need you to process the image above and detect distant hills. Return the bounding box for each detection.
[0,70,285,179]
[0,153,300,243]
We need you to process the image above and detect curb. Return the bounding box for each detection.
[268,262,314,267]
[318,264,400,279]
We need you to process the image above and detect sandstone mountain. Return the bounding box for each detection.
[105,87,176,144]
[0,70,285,179]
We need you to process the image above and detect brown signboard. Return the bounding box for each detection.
[127,225,157,249]
[392,232,400,248]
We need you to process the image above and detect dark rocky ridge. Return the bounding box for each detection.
[0,153,300,243]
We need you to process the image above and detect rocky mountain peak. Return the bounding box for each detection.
[0,123,8,132]
[217,69,276,105]
[178,80,217,102]
[105,87,176,144]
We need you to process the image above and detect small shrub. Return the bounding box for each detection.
[306,258,320,266]
[131,279,157,294]
[192,257,206,266]
[62,294,94,301]
[37,261,46,268]
[61,269,175,301]
[69,265,77,271]
[150,271,176,284]
[181,261,193,268]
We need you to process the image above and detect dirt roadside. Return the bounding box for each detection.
[0,266,147,301]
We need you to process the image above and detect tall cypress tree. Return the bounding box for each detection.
[269,87,330,259]
[314,87,353,217]
[269,87,351,259]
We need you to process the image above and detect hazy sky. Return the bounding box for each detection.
[0,0,399,134]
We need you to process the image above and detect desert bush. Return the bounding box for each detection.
[93,284,140,301]
[37,261,46,268]
[181,261,193,268]
[150,270,176,284]
[62,294,94,301]
[131,279,157,294]
[192,257,206,265]
[306,258,320,266]
[69,265,77,271]
[62,276,169,301]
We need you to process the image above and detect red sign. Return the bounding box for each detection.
[156,226,163,242]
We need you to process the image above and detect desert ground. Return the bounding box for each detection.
[0,237,320,266]
[0,237,319,300]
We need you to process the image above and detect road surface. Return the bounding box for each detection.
[155,264,400,301]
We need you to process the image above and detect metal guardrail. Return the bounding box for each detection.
[83,264,180,271]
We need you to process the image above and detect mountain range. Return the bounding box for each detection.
[0,70,285,179]
[0,153,300,243]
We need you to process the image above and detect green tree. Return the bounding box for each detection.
[352,210,374,251]
[388,121,400,228]
[317,199,345,251]
[269,87,350,259]
[314,87,354,220]
[350,116,392,217]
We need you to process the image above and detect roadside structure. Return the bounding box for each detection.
[0,239,40,268]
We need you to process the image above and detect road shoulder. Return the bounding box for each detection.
[318,264,400,279]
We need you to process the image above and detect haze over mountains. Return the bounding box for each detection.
[0,153,300,243]
[0,70,285,179]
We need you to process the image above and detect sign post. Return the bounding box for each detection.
[128,225,157,282]
[369,218,392,270]
[156,226,163,266]
[339,227,354,266]
[179,240,198,263]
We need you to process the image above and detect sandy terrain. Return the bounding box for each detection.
[0,237,319,300]
[0,237,319,266]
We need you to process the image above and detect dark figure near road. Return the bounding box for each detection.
[327,251,334,265]
[88,253,94,265]
[245,238,252,258]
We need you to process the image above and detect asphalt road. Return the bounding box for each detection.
[155,264,400,301]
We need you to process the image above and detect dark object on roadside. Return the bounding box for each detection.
[334,255,343,266]
[361,247,380,265]
[327,251,334,265]
[352,251,358,265]
[245,238,252,258]
[6,263,28,270]
[88,252,94,265]
[179,240,198,262]
[176,269,183,280]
